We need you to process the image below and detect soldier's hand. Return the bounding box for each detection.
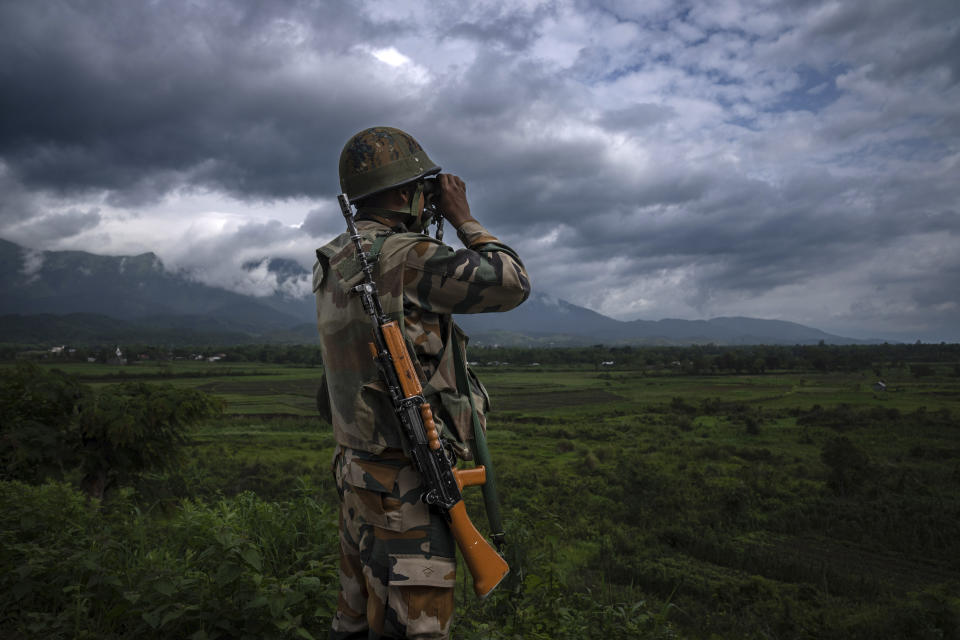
[437,174,476,228]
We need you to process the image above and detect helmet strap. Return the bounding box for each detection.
[354,182,429,232]
[407,182,427,232]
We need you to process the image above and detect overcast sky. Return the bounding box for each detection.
[1,0,958,341]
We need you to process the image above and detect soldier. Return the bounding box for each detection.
[314,126,530,639]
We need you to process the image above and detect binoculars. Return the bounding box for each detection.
[421,175,441,197]
[420,176,444,239]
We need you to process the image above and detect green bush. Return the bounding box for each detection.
[821,436,872,495]
[0,480,338,639]
[0,363,223,497]
[0,363,85,484]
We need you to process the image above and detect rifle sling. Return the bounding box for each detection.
[450,327,506,549]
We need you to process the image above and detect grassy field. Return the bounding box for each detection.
[3,357,959,638]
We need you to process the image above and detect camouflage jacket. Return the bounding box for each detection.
[313,211,530,461]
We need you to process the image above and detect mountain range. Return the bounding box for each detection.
[0,238,873,346]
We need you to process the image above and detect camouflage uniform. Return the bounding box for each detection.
[314,211,529,639]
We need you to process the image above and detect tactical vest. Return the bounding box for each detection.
[314,225,488,458]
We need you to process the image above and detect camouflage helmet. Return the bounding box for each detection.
[339,127,441,203]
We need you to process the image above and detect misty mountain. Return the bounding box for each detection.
[1,238,870,345]
[0,238,313,336]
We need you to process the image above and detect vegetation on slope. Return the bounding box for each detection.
[1,345,958,638]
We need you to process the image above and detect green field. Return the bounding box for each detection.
[2,354,959,639]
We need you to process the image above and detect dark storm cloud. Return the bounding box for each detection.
[444,2,555,52]
[0,0,411,204]
[434,49,571,126]
[597,104,677,132]
[774,0,960,83]
[300,208,332,238]
[0,164,40,224]
[12,208,102,246]
[571,166,955,288]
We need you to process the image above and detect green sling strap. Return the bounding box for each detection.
[450,327,506,551]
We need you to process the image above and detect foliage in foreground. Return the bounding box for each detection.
[0,480,682,640]
[3,357,959,639]
[0,481,338,639]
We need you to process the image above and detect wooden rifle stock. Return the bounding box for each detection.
[448,499,509,597]
[451,466,509,597]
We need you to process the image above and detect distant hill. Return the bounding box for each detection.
[455,292,870,346]
[1,238,873,346]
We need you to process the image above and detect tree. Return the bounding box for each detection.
[910,364,934,378]
[76,381,224,498]
[0,363,223,498]
[0,363,85,484]
[820,436,871,496]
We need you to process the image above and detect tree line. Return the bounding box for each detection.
[472,342,960,374]
[5,341,960,375]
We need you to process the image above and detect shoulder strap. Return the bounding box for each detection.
[318,230,395,288]
[368,232,391,262]
[450,327,506,550]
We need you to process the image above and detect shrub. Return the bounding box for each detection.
[0,363,85,484]
[0,363,223,497]
[0,480,338,639]
[820,436,872,495]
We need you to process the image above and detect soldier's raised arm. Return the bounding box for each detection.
[403,172,530,315]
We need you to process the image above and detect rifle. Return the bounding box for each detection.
[337,193,509,598]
